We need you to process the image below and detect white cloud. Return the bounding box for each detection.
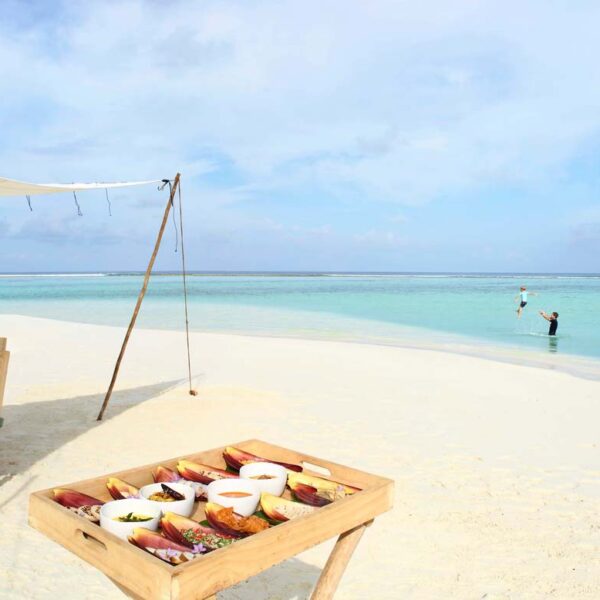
[2,1,600,271]
[353,229,407,249]
[1,0,600,204]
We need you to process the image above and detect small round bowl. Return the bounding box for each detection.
[239,462,288,496]
[207,478,260,517]
[100,499,161,540]
[139,482,195,517]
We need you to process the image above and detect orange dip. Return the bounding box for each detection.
[220,491,252,498]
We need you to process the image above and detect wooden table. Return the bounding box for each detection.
[29,439,394,599]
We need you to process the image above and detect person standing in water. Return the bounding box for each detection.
[540,310,559,336]
[515,285,537,318]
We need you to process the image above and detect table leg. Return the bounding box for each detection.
[311,521,372,600]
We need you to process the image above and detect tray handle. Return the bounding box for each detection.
[301,461,332,477]
[76,529,107,551]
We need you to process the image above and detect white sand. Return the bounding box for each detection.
[1,315,599,599]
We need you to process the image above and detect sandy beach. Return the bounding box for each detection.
[1,314,599,599]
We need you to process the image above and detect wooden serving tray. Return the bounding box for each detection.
[29,439,394,599]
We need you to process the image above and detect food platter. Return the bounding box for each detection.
[29,439,394,599]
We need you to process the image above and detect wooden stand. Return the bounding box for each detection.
[29,440,394,600]
[0,337,9,428]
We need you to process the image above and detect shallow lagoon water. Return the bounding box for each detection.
[0,272,599,361]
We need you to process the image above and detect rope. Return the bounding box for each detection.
[177,181,196,395]
[73,191,83,216]
[105,189,112,216]
[170,181,179,253]
[25,195,32,211]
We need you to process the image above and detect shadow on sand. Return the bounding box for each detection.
[1,379,325,599]
[0,379,183,489]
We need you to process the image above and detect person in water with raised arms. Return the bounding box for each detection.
[515,285,537,318]
[540,310,559,336]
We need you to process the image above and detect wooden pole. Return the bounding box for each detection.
[96,173,180,421]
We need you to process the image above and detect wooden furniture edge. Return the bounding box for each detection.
[30,439,393,498]
[0,340,9,427]
[241,439,393,486]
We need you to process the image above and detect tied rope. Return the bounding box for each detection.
[105,189,112,216]
[176,181,196,395]
[170,181,179,253]
[158,179,179,252]
[73,191,83,216]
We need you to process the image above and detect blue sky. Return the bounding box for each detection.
[1,0,600,272]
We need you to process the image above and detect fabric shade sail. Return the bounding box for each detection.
[0,176,162,197]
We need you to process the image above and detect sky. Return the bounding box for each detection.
[1,0,600,273]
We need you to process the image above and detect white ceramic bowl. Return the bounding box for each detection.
[239,462,288,496]
[207,478,260,517]
[139,482,195,517]
[100,499,161,540]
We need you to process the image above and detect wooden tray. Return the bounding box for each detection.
[29,439,394,599]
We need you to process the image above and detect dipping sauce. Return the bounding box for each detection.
[249,474,276,480]
[148,484,186,503]
[113,512,153,523]
[219,491,252,498]
[149,491,176,502]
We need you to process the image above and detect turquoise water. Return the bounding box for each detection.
[0,273,599,359]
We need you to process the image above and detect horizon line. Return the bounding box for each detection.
[1,270,600,277]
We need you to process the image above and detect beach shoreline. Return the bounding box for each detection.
[2,272,600,363]
[4,310,600,382]
[1,315,600,598]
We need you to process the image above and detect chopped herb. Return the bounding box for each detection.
[182,528,233,550]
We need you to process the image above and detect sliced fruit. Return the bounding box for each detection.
[53,489,104,523]
[177,460,237,484]
[53,488,104,509]
[205,502,270,537]
[128,528,202,565]
[288,481,333,507]
[152,465,208,500]
[287,472,360,495]
[223,446,302,472]
[106,477,139,500]
[152,465,179,483]
[260,492,317,522]
[161,512,235,551]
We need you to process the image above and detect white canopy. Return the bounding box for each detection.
[0,176,162,197]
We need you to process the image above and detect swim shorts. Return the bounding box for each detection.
[520,301,527,308]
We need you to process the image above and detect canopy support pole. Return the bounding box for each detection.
[96,173,181,421]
